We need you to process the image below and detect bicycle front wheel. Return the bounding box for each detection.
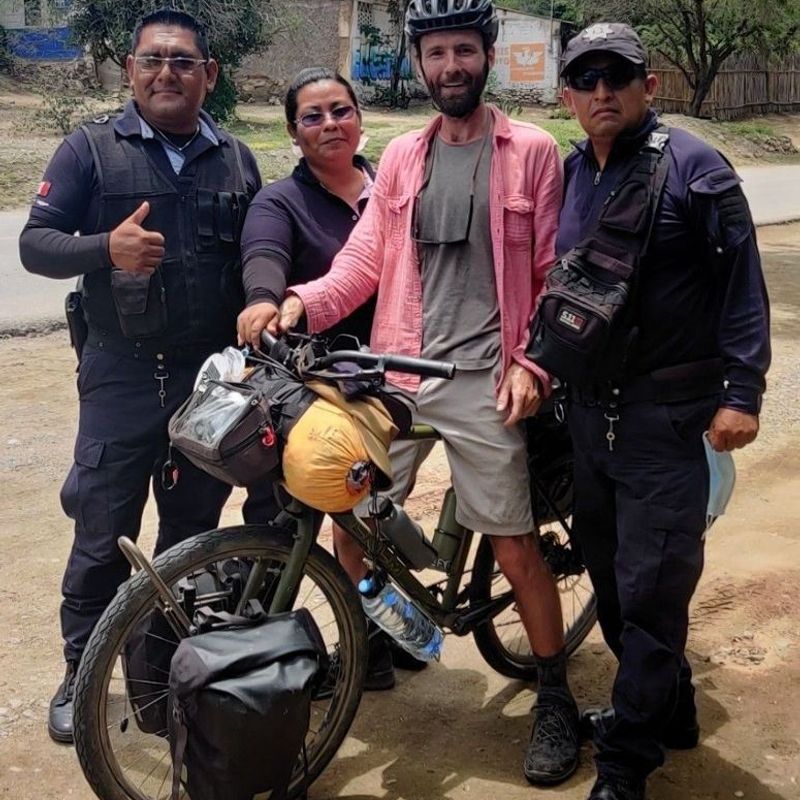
[73,524,367,800]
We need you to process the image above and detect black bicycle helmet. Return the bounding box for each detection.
[405,0,499,47]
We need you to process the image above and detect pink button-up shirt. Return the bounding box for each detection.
[291,105,563,393]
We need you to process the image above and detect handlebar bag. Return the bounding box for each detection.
[168,378,280,487]
[168,607,328,800]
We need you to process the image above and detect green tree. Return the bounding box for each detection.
[580,0,800,117]
[68,0,277,122]
[494,1,583,22]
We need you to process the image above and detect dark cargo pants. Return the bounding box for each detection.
[59,346,280,663]
[568,395,718,778]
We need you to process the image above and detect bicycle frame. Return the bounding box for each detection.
[259,424,518,637]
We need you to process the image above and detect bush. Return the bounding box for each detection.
[0,25,14,74]
[204,68,238,125]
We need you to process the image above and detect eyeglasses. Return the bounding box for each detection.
[134,56,208,74]
[295,105,357,128]
[566,62,640,92]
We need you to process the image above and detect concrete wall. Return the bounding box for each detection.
[237,0,351,101]
[493,8,560,104]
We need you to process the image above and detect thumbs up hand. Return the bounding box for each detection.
[108,201,166,273]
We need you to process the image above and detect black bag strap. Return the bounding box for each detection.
[171,714,188,800]
[576,125,671,278]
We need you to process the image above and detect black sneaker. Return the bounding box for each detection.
[48,661,77,744]
[587,774,646,800]
[523,690,580,785]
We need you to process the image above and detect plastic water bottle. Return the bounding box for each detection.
[358,573,444,662]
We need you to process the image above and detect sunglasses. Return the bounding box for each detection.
[295,105,357,129]
[134,56,208,74]
[566,62,641,92]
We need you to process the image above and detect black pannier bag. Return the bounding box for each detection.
[123,568,237,736]
[527,127,671,385]
[168,607,328,800]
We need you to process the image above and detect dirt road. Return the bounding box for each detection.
[1,225,798,799]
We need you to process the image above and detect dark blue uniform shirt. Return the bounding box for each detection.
[557,110,770,414]
[19,102,261,280]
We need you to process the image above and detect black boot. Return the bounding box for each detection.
[48,661,77,744]
[587,773,646,800]
[315,630,395,700]
[364,629,395,691]
[384,634,428,671]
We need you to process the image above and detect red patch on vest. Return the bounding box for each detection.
[37,181,52,197]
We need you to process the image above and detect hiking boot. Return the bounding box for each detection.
[523,690,580,785]
[580,705,699,750]
[48,661,77,744]
[587,774,646,800]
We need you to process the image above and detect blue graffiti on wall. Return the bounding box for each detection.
[351,24,412,83]
[7,27,82,60]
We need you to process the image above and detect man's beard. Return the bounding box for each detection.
[426,64,489,118]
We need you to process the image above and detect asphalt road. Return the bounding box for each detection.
[2,163,800,333]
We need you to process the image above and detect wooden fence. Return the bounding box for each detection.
[649,53,800,120]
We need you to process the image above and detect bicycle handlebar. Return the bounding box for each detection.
[313,350,456,379]
[259,331,455,380]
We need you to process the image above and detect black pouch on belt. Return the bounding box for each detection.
[110,268,168,339]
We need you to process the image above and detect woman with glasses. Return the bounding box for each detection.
[238,68,423,690]
[238,67,375,351]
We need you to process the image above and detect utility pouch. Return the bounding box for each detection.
[528,249,633,384]
[169,378,280,487]
[110,268,168,339]
[65,290,88,361]
[528,127,671,384]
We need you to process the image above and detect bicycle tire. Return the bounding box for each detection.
[73,524,367,800]
[469,530,597,681]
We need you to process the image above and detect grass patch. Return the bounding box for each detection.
[718,120,776,139]
[535,118,585,154]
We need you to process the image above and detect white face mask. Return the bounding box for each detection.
[703,431,736,531]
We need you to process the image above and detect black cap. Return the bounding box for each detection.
[561,22,647,77]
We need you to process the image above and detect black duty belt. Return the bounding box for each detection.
[568,358,725,406]
[85,328,221,365]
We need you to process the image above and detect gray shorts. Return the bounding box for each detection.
[364,363,533,536]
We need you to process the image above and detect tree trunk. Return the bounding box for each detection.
[389,34,407,108]
[688,69,716,117]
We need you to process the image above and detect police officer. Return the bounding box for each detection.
[550,23,770,800]
[19,8,278,744]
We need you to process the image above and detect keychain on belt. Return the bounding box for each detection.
[154,355,170,408]
[604,386,621,452]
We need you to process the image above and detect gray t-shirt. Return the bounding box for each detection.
[417,131,501,369]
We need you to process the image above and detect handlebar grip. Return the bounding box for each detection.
[382,354,456,379]
[259,330,291,363]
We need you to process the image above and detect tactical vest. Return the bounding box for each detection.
[80,118,250,351]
